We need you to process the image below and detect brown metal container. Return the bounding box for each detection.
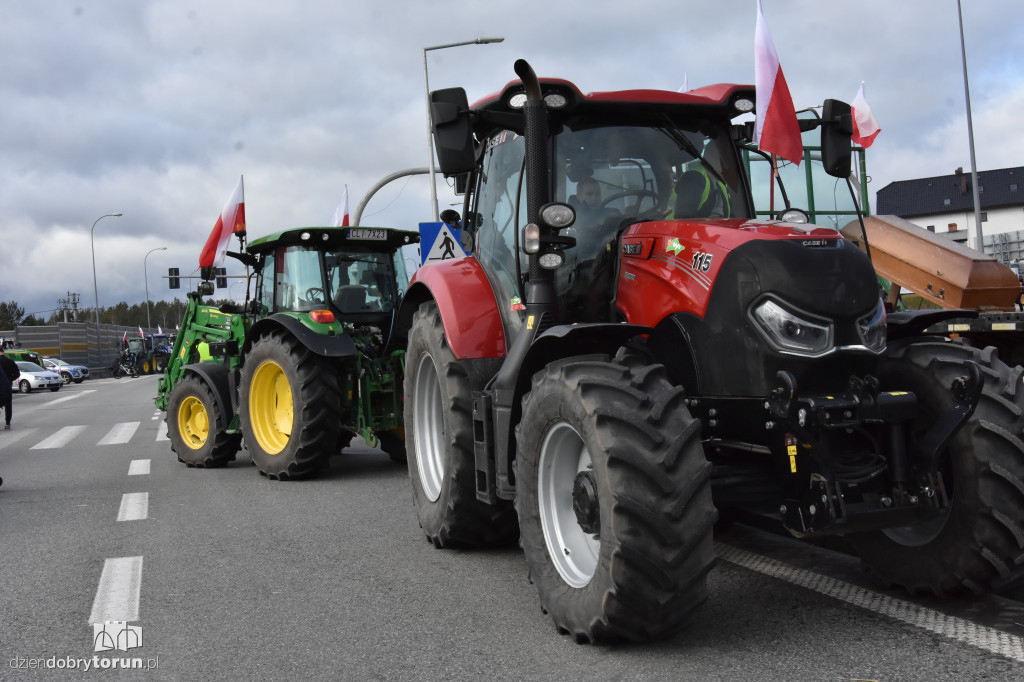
[841,215,1020,311]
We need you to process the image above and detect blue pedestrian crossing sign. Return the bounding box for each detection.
[419,221,466,265]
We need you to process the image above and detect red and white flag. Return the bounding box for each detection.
[157,325,163,335]
[138,326,144,338]
[851,81,881,148]
[753,0,802,165]
[199,176,246,269]
[332,185,350,227]
[122,331,127,344]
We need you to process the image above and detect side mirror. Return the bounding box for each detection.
[431,87,476,175]
[821,99,853,178]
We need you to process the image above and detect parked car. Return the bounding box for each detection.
[13,361,62,393]
[41,357,89,384]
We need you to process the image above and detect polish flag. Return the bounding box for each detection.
[122,331,127,345]
[753,0,802,165]
[157,325,163,335]
[138,326,145,338]
[332,185,350,227]
[199,176,246,269]
[851,81,881,148]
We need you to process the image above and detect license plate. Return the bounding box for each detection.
[347,228,387,241]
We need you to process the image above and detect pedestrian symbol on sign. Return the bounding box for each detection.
[419,222,467,265]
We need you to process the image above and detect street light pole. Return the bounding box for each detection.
[90,212,123,331]
[423,37,504,221]
[144,246,167,330]
[957,0,984,252]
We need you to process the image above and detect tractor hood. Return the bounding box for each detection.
[619,217,885,396]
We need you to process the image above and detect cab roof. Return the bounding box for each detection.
[246,225,420,254]
[469,77,756,133]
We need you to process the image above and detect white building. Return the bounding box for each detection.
[876,166,1024,262]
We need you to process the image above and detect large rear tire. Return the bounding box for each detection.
[166,375,240,467]
[239,329,342,480]
[516,358,717,643]
[404,301,517,547]
[850,340,1024,596]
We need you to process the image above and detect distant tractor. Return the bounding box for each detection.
[156,225,418,479]
[397,60,1024,643]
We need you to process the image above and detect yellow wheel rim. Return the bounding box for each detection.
[249,360,293,455]
[177,395,209,450]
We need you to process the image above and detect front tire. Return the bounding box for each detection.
[239,329,342,480]
[166,375,240,467]
[850,340,1024,596]
[19,380,30,394]
[404,301,517,547]
[49,385,60,392]
[516,358,716,643]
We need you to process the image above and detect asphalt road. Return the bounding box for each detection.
[1,376,1022,680]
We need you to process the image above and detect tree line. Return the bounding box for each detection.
[0,298,238,330]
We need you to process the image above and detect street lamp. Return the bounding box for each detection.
[423,37,504,221]
[144,247,167,330]
[90,212,123,331]
[957,0,983,251]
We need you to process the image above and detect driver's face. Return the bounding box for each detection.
[578,184,602,208]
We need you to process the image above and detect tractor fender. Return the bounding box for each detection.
[181,362,234,426]
[243,314,356,358]
[520,322,654,394]
[645,313,702,391]
[398,258,507,360]
[495,322,653,477]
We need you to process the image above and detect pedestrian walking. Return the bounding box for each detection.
[0,349,21,430]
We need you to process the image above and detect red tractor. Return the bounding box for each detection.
[397,60,1024,643]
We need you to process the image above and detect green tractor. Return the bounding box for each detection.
[155,225,419,479]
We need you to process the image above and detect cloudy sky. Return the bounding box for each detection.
[2,0,1022,322]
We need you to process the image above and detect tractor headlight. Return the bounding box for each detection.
[856,299,887,352]
[751,298,834,357]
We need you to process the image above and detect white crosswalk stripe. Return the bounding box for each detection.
[31,425,88,450]
[97,422,141,445]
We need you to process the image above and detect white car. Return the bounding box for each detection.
[41,357,89,384]
[13,361,62,393]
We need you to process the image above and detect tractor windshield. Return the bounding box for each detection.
[553,121,749,321]
[326,251,399,314]
[473,118,750,327]
[262,245,401,316]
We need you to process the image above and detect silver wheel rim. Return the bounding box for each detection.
[413,352,444,502]
[538,421,600,588]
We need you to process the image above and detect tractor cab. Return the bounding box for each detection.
[246,226,418,350]
[438,79,758,329]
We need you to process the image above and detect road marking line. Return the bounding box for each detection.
[156,426,168,442]
[98,422,141,445]
[0,428,36,450]
[31,425,87,449]
[116,492,149,521]
[89,556,143,624]
[151,410,161,421]
[45,390,96,406]
[716,542,1024,663]
[128,459,151,476]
